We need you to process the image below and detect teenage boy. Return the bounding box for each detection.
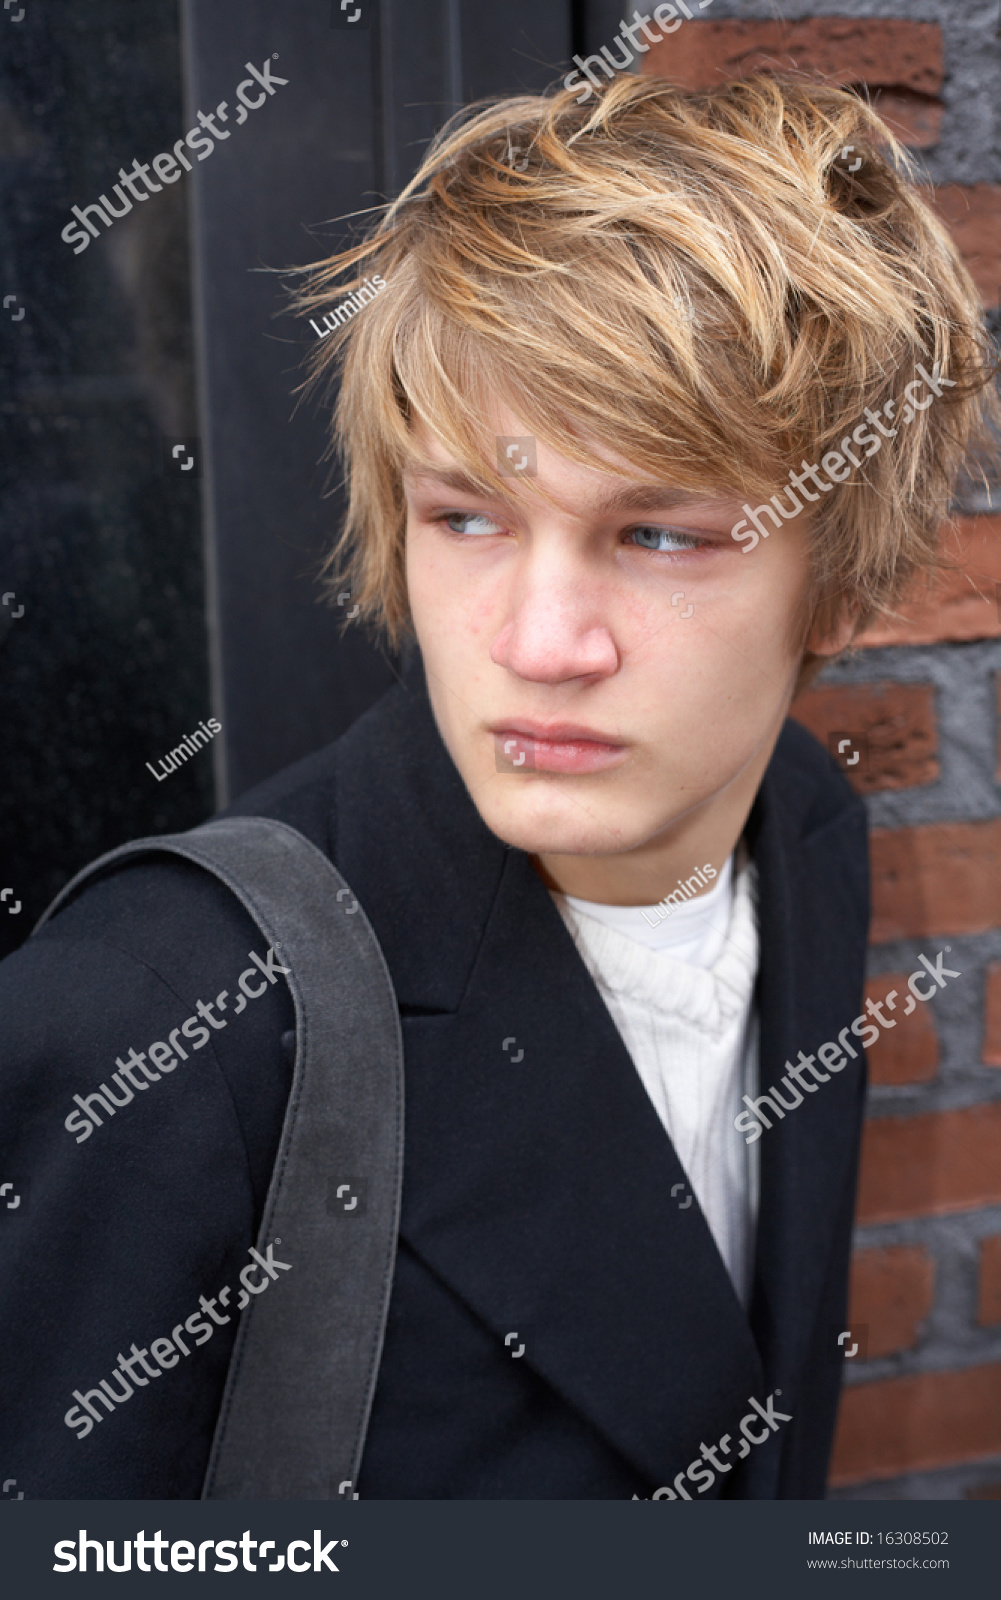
[0,74,993,1500]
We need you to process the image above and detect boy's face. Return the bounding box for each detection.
[403,412,837,894]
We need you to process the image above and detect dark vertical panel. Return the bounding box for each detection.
[0,0,210,958]
[455,0,570,104]
[181,0,396,804]
[575,1,633,58]
[183,0,574,803]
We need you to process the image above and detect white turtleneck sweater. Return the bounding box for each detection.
[552,852,760,1305]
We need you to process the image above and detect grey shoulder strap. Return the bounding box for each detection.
[35,813,404,1501]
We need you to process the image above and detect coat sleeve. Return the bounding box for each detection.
[0,857,294,1498]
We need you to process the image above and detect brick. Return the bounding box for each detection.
[857,1103,1001,1224]
[985,961,1001,1067]
[790,683,938,794]
[830,1362,1001,1485]
[978,1234,1001,1326]
[849,1245,934,1357]
[925,185,1001,310]
[870,818,1001,943]
[858,517,1001,649]
[642,19,943,96]
[864,974,939,1085]
[641,20,943,147]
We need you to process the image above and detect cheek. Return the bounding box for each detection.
[624,585,798,736]
[465,587,499,643]
[407,527,501,650]
[404,523,444,625]
[615,583,663,643]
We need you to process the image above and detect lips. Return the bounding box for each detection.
[491,721,627,776]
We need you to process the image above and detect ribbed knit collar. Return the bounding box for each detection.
[553,859,758,1038]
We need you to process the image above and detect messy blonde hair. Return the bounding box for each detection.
[290,72,997,659]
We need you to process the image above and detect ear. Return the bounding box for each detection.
[805,606,857,658]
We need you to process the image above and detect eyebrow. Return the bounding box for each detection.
[404,467,495,498]
[593,483,709,515]
[403,467,714,516]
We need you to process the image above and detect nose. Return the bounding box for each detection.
[489,567,619,685]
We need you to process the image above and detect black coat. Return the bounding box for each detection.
[0,665,869,1499]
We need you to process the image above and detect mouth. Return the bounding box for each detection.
[490,720,628,776]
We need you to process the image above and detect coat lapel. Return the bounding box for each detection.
[397,849,764,1487]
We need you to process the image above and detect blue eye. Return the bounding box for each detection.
[445,512,505,535]
[628,525,703,552]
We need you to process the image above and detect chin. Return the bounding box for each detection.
[475,786,631,858]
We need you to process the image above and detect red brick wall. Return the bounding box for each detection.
[643,15,1001,1496]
